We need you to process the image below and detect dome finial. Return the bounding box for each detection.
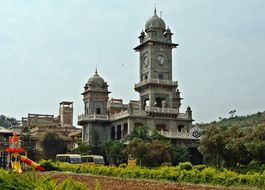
[154,4,157,15]
[95,65,98,75]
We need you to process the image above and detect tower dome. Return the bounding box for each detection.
[87,70,105,86]
[84,70,108,91]
[145,8,166,31]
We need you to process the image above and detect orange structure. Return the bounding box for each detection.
[5,131,44,172]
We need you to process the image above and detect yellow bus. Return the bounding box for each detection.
[81,155,105,165]
[56,154,81,164]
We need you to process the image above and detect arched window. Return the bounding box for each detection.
[96,108,101,114]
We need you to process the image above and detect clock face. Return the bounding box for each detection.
[157,55,165,65]
[143,56,149,67]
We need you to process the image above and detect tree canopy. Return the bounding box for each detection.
[199,124,265,167]
[41,132,67,160]
[0,114,19,128]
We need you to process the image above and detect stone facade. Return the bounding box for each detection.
[78,10,200,151]
[22,101,81,158]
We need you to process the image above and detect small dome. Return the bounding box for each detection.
[145,13,166,31]
[87,71,105,86]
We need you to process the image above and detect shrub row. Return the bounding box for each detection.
[0,169,90,190]
[44,161,265,189]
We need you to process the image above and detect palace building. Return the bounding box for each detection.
[78,10,201,159]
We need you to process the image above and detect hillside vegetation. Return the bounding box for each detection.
[199,111,265,129]
[198,111,265,168]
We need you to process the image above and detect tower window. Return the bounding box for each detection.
[96,108,101,114]
[177,125,184,132]
[158,74,163,79]
[145,75,148,80]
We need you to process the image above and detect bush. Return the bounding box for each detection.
[179,162,193,171]
[0,170,89,190]
[42,162,265,189]
[39,160,59,171]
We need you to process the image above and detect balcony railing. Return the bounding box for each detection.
[157,130,200,140]
[109,110,129,120]
[145,106,178,114]
[78,114,108,122]
[135,79,177,89]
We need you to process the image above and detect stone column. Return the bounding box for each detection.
[114,126,117,140]
[121,125,124,138]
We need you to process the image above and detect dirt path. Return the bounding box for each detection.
[48,172,251,190]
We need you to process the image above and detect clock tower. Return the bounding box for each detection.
[134,8,182,113]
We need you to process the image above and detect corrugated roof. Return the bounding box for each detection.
[0,126,13,134]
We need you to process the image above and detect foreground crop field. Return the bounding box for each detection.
[50,172,251,190]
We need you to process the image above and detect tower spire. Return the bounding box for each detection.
[95,65,98,75]
[154,4,157,15]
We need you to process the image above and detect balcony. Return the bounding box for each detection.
[78,114,109,123]
[135,79,178,90]
[158,130,201,140]
[145,106,178,114]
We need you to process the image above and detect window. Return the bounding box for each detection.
[96,108,101,114]
[178,125,184,132]
[158,74,163,79]
[155,124,167,131]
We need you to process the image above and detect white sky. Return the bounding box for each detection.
[1,0,265,125]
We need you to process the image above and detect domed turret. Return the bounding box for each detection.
[84,70,108,91]
[87,70,105,86]
[145,8,166,32]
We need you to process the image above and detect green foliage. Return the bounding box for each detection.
[179,162,193,171]
[0,115,19,128]
[54,162,265,189]
[95,179,101,190]
[39,160,59,171]
[126,126,175,167]
[71,142,90,155]
[199,124,265,167]
[126,138,172,167]
[20,126,36,160]
[173,144,190,164]
[56,178,88,190]
[0,169,89,190]
[127,125,150,141]
[200,111,265,129]
[104,140,126,166]
[41,132,67,160]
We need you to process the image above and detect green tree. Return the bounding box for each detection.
[223,126,250,166]
[173,144,190,164]
[128,125,151,141]
[0,115,19,128]
[88,130,103,155]
[244,125,265,164]
[126,138,147,166]
[20,126,36,160]
[126,137,172,167]
[104,140,126,166]
[199,125,225,167]
[71,142,90,155]
[41,132,67,160]
[145,140,171,166]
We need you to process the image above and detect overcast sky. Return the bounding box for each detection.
[1,0,264,125]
